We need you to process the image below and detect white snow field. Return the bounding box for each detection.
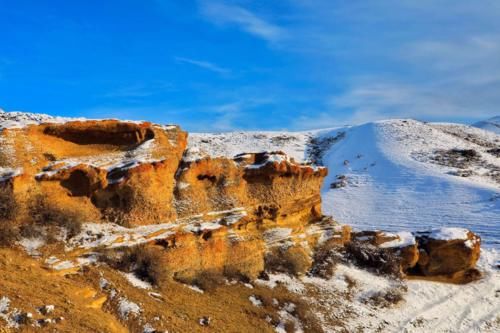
[317,120,499,250]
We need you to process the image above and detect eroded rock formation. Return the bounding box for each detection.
[1,120,187,226]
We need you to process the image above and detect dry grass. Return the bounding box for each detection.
[363,286,407,308]
[346,241,402,277]
[0,248,128,332]
[265,245,312,276]
[0,187,19,247]
[28,194,83,239]
[0,187,16,221]
[102,245,168,286]
[0,222,19,247]
[256,285,325,333]
[309,242,344,279]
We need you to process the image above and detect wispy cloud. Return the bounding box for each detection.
[174,56,230,75]
[82,97,275,132]
[202,97,277,131]
[198,1,285,42]
[102,82,176,99]
[286,1,500,126]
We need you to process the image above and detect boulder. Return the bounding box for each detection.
[349,228,482,283]
[415,227,481,276]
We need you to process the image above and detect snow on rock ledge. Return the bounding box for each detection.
[428,227,469,241]
[0,167,22,183]
[350,228,482,283]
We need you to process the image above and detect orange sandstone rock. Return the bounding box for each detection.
[415,228,481,276]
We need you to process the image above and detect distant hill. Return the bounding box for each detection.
[473,116,500,134]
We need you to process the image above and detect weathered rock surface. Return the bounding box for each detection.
[0,120,187,226]
[175,151,326,224]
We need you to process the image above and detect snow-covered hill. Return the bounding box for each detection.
[189,119,500,250]
[473,116,500,134]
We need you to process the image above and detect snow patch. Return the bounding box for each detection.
[17,238,45,256]
[0,167,22,182]
[428,227,469,241]
[187,285,204,294]
[121,272,152,290]
[249,295,262,307]
[117,297,141,320]
[379,231,416,248]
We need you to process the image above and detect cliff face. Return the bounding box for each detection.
[175,152,326,223]
[0,119,333,281]
[0,120,187,226]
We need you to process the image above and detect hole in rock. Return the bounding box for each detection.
[43,122,155,146]
[61,170,91,197]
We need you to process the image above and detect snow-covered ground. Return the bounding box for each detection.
[258,249,499,333]
[186,131,313,163]
[0,108,75,130]
[318,120,500,250]
[188,119,500,331]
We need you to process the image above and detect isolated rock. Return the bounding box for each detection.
[349,228,482,282]
[415,227,481,276]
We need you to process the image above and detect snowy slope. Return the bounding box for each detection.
[189,119,500,250]
[473,116,500,134]
[185,131,314,162]
[319,120,500,250]
[260,250,499,333]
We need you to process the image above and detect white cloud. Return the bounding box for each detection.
[174,56,230,75]
[285,1,500,125]
[192,1,500,129]
[199,1,285,42]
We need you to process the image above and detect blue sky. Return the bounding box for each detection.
[1,0,499,131]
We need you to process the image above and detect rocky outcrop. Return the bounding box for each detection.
[175,152,326,224]
[0,120,187,226]
[41,120,155,146]
[1,120,327,227]
[349,228,481,283]
[349,231,419,276]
